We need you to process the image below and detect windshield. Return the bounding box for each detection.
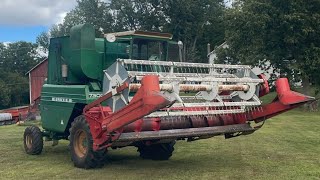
[132,39,167,61]
[111,38,180,62]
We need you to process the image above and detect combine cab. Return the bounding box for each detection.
[23,24,314,168]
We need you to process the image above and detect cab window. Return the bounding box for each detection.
[132,39,167,61]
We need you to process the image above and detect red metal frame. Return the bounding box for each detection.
[83,76,314,151]
[2,106,30,122]
[84,75,173,150]
[248,78,313,122]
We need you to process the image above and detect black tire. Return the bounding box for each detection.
[138,141,175,160]
[69,115,107,169]
[23,126,43,155]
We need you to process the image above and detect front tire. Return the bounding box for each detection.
[138,141,175,160]
[23,126,43,155]
[69,115,107,169]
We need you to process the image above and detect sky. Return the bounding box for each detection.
[0,0,77,43]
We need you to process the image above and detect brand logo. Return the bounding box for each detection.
[51,97,73,103]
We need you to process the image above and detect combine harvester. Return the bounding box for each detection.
[23,24,314,168]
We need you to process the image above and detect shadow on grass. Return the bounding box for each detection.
[103,148,245,171]
[40,142,247,172]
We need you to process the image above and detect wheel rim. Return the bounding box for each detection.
[74,129,88,158]
[25,134,33,149]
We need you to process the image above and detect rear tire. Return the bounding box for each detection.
[23,126,43,155]
[69,115,107,169]
[138,141,175,160]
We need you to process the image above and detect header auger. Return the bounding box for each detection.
[23,24,314,169]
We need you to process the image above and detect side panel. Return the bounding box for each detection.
[47,36,87,85]
[69,24,103,81]
[40,84,100,133]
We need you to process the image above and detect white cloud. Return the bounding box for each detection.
[3,42,11,47]
[0,0,77,26]
[57,12,68,25]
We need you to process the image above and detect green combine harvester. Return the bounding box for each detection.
[23,24,313,169]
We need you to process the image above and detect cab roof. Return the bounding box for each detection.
[105,31,173,40]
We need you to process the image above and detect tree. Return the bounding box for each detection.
[0,43,6,68]
[36,24,67,54]
[62,0,114,35]
[109,0,225,62]
[110,0,167,31]
[2,72,29,108]
[0,79,11,108]
[220,0,320,94]
[36,0,226,61]
[161,0,225,62]
[0,41,40,75]
[36,31,50,54]
[36,0,114,52]
[0,71,29,109]
[0,42,39,108]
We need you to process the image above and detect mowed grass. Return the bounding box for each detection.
[0,110,319,180]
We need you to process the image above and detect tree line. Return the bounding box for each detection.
[0,0,319,109]
[37,0,225,62]
[0,42,43,108]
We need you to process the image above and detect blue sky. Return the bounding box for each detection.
[0,26,48,43]
[0,0,77,43]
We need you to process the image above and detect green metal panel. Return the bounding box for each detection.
[105,41,130,68]
[47,36,87,84]
[69,24,102,81]
[40,84,102,133]
[47,37,73,84]
[70,49,101,80]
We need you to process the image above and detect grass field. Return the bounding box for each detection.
[0,110,319,180]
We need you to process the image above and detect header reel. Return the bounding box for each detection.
[103,59,265,117]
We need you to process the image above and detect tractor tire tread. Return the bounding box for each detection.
[69,115,107,169]
[23,125,43,155]
[138,141,175,160]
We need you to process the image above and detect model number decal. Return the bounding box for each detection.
[51,97,73,103]
[89,94,103,98]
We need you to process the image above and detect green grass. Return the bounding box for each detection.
[0,110,320,180]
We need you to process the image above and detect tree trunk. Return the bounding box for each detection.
[192,36,198,52]
[302,76,311,95]
[302,76,316,111]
